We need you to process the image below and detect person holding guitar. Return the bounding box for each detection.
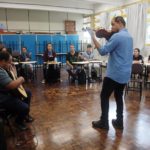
[0,51,33,130]
[88,16,133,130]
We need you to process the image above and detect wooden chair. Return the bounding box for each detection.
[125,64,144,101]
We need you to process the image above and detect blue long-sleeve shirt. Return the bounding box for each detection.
[98,28,133,84]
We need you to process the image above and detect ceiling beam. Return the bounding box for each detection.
[84,0,123,5]
[0,2,93,14]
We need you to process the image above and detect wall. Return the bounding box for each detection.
[0,8,84,40]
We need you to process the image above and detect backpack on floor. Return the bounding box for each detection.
[46,65,60,83]
[91,67,97,80]
[77,69,86,84]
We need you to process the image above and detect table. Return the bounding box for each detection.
[88,60,103,81]
[13,62,19,65]
[72,61,89,67]
[19,61,37,80]
[44,61,61,65]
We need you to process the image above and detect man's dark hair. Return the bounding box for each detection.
[87,44,92,48]
[46,43,52,47]
[114,16,126,26]
[22,46,27,50]
[0,51,10,61]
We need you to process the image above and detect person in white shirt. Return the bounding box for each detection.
[82,44,99,82]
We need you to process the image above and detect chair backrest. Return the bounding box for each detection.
[11,51,20,57]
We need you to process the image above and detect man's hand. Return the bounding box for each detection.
[18,76,25,84]
[87,28,95,38]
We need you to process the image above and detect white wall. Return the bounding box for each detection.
[0,8,84,39]
[7,9,29,31]
[0,9,7,30]
[29,10,49,32]
[0,0,93,14]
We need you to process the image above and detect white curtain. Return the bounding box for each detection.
[127,3,147,50]
[100,12,110,29]
[98,12,110,46]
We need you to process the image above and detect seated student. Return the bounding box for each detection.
[0,51,33,130]
[82,44,94,61]
[82,44,100,82]
[81,44,95,82]
[42,43,57,84]
[20,47,33,80]
[133,48,144,64]
[43,43,56,62]
[66,44,80,82]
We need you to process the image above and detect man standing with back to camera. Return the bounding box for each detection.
[88,16,133,130]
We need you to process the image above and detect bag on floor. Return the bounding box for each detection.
[91,67,97,80]
[77,69,86,84]
[46,65,60,83]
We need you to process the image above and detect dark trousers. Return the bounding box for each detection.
[43,63,47,80]
[1,89,32,123]
[100,77,126,121]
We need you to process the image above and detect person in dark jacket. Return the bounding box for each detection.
[20,47,33,80]
[42,43,57,83]
[133,48,143,64]
[43,43,56,62]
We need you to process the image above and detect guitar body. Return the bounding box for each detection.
[12,84,28,99]
[6,70,28,99]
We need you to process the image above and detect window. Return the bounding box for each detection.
[146,10,150,45]
[83,16,92,43]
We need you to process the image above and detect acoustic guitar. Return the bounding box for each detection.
[7,70,28,99]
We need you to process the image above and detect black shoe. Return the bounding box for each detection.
[112,119,123,129]
[15,122,28,131]
[92,120,109,130]
[25,115,34,123]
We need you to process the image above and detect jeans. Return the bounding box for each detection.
[100,77,126,121]
[1,88,32,123]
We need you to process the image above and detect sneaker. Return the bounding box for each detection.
[92,120,109,130]
[41,79,45,84]
[15,122,28,130]
[25,115,34,123]
[112,119,123,129]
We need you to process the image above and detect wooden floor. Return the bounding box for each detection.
[5,67,150,150]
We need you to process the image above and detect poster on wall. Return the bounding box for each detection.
[0,23,6,32]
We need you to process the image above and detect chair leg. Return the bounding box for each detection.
[140,83,142,101]
[7,118,15,137]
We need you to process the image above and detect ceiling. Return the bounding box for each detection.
[0,0,136,14]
